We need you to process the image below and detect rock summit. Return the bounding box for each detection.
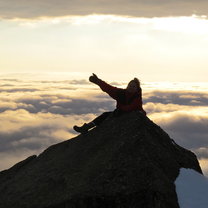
[0,111,202,208]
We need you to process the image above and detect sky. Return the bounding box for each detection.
[175,168,208,207]
[0,0,208,176]
[1,0,208,81]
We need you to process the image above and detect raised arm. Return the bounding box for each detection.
[89,73,118,100]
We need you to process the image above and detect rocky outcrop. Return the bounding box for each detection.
[0,111,202,208]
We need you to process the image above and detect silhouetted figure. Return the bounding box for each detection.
[73,73,146,134]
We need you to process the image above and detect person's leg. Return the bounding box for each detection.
[73,122,95,134]
[92,112,112,126]
[73,112,112,134]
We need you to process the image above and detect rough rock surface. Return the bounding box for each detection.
[0,111,202,208]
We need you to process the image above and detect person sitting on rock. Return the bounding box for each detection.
[73,73,146,134]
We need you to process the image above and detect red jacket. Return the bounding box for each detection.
[97,80,146,115]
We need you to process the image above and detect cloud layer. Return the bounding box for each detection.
[0,77,208,176]
[0,0,208,19]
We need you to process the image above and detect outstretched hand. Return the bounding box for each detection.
[89,73,100,84]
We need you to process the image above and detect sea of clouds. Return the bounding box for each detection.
[0,75,208,176]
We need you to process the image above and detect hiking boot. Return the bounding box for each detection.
[73,123,91,134]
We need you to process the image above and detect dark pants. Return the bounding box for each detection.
[92,112,112,126]
[92,109,126,126]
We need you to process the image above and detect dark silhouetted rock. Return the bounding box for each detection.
[0,111,202,208]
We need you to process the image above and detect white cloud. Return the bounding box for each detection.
[1,0,208,19]
[144,90,208,107]
[0,108,96,170]
[151,111,208,170]
[199,159,208,176]
[0,77,208,176]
